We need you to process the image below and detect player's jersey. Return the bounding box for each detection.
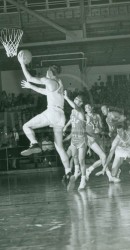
[47,79,64,109]
[70,108,86,148]
[112,132,130,149]
[106,111,124,132]
[85,113,102,136]
[71,109,85,137]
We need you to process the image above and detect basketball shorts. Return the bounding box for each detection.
[42,107,65,128]
[71,135,87,149]
[115,146,130,159]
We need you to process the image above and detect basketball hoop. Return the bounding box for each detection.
[0,28,23,57]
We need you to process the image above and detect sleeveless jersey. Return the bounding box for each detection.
[71,109,85,137]
[106,112,122,131]
[118,132,130,148]
[47,79,64,109]
[113,132,130,149]
[85,113,101,136]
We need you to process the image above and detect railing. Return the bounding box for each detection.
[0,0,130,13]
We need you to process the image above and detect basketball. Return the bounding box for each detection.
[17,50,32,64]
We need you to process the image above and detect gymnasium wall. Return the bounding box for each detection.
[86,64,130,89]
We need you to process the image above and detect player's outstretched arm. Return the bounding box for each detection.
[21,80,47,95]
[18,53,46,85]
[64,90,77,109]
[63,133,72,142]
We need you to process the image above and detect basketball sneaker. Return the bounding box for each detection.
[78,177,86,191]
[112,177,121,183]
[21,143,42,156]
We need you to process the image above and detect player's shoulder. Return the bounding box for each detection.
[40,77,49,84]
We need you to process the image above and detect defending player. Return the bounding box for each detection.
[64,91,87,190]
[85,104,112,181]
[96,124,130,182]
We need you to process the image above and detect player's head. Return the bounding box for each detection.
[46,65,61,78]
[116,123,127,138]
[85,104,93,113]
[74,95,83,107]
[101,105,109,116]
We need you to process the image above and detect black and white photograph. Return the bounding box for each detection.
[0,0,130,249]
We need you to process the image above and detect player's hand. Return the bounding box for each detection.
[21,80,31,89]
[17,51,25,64]
[95,170,105,176]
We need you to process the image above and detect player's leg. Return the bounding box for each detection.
[21,113,50,156]
[54,127,75,191]
[111,156,123,182]
[71,145,81,179]
[86,142,106,180]
[53,127,71,172]
[78,146,87,190]
[86,159,101,180]
[66,145,74,172]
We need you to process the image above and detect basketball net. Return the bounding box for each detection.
[0,28,23,57]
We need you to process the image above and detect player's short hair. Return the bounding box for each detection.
[76,95,84,102]
[49,65,61,75]
[101,104,108,109]
[116,122,128,131]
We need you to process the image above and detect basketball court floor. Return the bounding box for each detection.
[0,165,130,250]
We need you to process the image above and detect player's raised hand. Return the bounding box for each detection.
[21,80,31,89]
[17,51,25,64]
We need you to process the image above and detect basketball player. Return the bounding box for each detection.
[85,104,112,181]
[96,124,130,182]
[64,91,87,190]
[101,105,126,137]
[18,54,73,187]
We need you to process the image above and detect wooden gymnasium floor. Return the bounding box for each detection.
[0,164,130,250]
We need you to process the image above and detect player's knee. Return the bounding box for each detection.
[73,155,78,162]
[23,123,28,131]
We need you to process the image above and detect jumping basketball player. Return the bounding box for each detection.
[18,54,73,188]
[64,91,87,190]
[96,124,130,182]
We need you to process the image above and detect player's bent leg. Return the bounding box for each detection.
[91,142,106,167]
[21,113,50,156]
[87,160,101,180]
